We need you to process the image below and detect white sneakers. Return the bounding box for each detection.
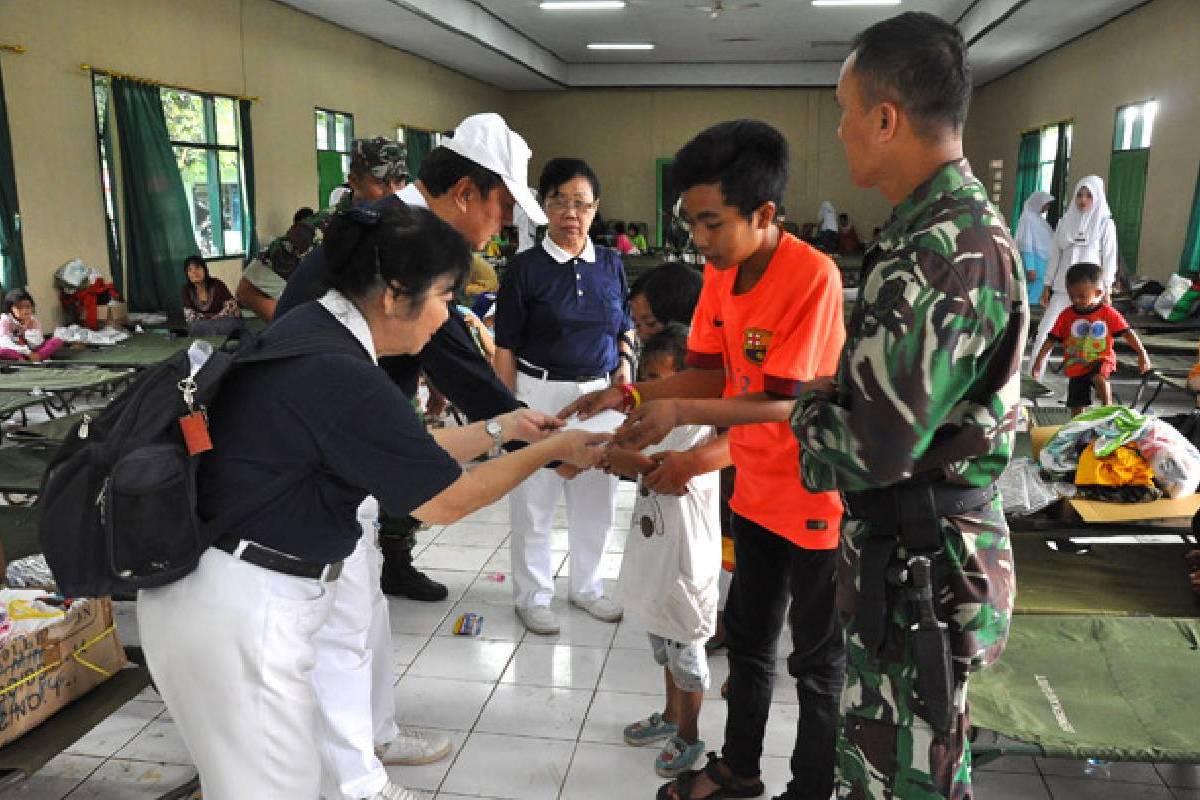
[368,782,421,800]
[516,604,561,635]
[375,728,453,766]
[518,596,624,634]
[569,594,623,622]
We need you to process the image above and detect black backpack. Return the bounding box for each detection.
[37,329,367,598]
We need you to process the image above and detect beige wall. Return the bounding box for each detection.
[0,0,507,318]
[965,0,1200,282]
[506,88,895,247]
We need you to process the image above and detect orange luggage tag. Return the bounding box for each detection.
[178,375,213,456]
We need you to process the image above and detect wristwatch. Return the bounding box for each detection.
[485,418,504,458]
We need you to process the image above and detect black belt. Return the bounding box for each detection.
[517,360,606,383]
[844,481,995,537]
[213,534,343,582]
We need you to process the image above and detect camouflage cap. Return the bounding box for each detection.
[350,137,409,182]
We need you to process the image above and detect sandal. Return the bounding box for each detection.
[655,752,765,800]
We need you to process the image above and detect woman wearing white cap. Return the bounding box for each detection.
[1030,175,1118,372]
[1014,190,1054,306]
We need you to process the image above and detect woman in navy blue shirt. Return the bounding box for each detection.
[494,158,635,635]
[137,204,608,800]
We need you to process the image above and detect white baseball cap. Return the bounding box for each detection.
[442,113,548,226]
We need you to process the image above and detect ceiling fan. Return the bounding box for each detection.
[685,0,763,21]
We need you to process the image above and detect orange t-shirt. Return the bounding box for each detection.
[686,233,845,549]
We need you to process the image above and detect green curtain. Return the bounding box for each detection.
[1010,131,1040,235]
[0,63,27,290]
[1047,125,1071,227]
[1108,148,1150,274]
[238,99,258,264]
[405,128,435,180]
[111,77,196,316]
[1178,165,1200,277]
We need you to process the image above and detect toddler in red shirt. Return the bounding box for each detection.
[1032,261,1151,415]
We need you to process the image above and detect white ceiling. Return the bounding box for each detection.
[275,0,1152,90]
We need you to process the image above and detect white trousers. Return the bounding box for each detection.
[510,372,618,608]
[312,501,398,800]
[138,548,335,800]
[1031,289,1072,376]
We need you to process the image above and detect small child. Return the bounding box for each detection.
[0,289,64,362]
[607,324,731,778]
[1032,261,1152,416]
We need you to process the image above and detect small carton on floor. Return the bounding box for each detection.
[0,596,127,748]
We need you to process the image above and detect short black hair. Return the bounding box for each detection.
[3,288,33,314]
[322,203,471,312]
[1065,262,1102,288]
[418,146,505,199]
[613,221,626,235]
[670,120,788,218]
[629,223,640,235]
[850,11,971,138]
[643,263,703,328]
[641,322,690,374]
[537,157,600,202]
[293,207,315,224]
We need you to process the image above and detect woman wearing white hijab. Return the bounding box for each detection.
[1029,175,1118,373]
[816,200,838,252]
[1014,190,1054,306]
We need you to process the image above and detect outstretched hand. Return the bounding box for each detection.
[500,409,564,445]
[558,386,624,421]
[642,451,694,496]
[613,399,679,451]
[554,430,613,470]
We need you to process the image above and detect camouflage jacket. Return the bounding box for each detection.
[792,159,1027,494]
[260,193,353,280]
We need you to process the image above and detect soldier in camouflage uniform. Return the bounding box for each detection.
[790,13,1025,800]
[237,137,408,320]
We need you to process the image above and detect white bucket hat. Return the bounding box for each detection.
[441,113,548,226]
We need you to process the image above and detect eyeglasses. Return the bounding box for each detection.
[545,198,598,214]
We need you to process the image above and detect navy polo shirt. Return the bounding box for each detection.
[274,193,520,421]
[494,237,631,377]
[198,302,463,564]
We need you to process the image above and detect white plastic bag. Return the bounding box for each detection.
[1135,419,1200,498]
[998,457,1061,516]
[1153,274,1193,321]
[53,259,91,291]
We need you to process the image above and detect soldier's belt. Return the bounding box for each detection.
[844,481,995,551]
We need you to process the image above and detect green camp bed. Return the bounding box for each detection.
[4,410,91,445]
[1126,312,1200,336]
[0,443,58,495]
[970,537,1200,767]
[1021,375,1053,407]
[0,367,132,416]
[48,333,225,370]
[1116,332,1198,355]
[1115,352,1195,410]
[0,393,55,428]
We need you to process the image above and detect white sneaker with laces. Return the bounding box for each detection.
[366,781,420,800]
[516,604,561,634]
[375,728,453,766]
[569,594,623,622]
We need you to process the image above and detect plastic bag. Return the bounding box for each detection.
[1039,405,1150,475]
[998,457,1060,516]
[1135,419,1200,498]
[1153,274,1195,321]
[53,259,91,292]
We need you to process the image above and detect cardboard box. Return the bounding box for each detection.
[1029,424,1200,522]
[0,597,126,748]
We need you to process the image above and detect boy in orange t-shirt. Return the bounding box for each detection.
[563,120,846,800]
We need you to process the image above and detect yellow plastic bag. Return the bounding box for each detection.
[1075,443,1155,487]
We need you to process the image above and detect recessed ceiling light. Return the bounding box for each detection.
[811,0,901,6]
[587,42,656,50]
[540,1,626,9]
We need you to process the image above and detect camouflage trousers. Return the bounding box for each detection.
[836,630,973,799]
[835,500,1015,799]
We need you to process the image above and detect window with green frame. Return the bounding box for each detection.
[161,89,247,258]
[92,80,248,263]
[316,108,354,206]
[1113,99,1157,152]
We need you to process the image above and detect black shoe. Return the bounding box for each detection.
[381,561,449,602]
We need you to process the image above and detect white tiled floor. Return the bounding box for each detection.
[10,462,1200,798]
